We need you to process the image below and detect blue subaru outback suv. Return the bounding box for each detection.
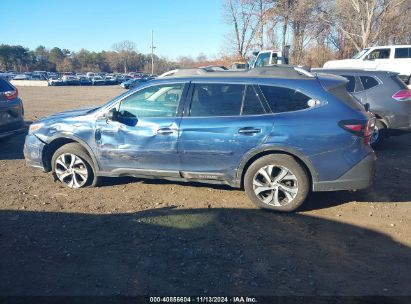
[24,66,376,211]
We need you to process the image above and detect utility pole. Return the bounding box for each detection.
[150,30,156,75]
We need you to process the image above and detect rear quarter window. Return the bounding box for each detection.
[360,76,379,90]
[259,85,312,113]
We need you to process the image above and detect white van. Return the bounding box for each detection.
[324,45,411,82]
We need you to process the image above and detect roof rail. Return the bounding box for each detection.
[158,65,315,79]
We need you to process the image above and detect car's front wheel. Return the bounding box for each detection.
[244,154,309,212]
[51,143,100,188]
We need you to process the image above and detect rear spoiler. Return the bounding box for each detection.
[314,73,349,91]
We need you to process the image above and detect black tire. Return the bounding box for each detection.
[244,154,309,212]
[51,143,100,188]
[370,120,386,149]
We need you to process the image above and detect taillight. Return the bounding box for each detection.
[392,89,411,101]
[339,118,375,145]
[2,89,18,100]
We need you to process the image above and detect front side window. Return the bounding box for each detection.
[366,48,391,60]
[118,83,184,118]
[259,85,312,113]
[254,52,271,67]
[342,75,356,93]
[395,48,411,59]
[360,76,379,90]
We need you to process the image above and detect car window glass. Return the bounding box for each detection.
[366,49,390,60]
[241,85,265,115]
[259,85,311,113]
[254,53,271,67]
[360,76,379,90]
[119,83,183,118]
[394,48,411,59]
[341,75,356,93]
[189,83,245,117]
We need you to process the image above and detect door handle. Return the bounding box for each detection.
[238,127,261,135]
[157,128,176,135]
[238,128,261,134]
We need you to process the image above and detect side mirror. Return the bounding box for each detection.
[104,109,119,121]
[364,103,370,112]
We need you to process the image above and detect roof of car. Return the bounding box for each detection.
[158,66,315,80]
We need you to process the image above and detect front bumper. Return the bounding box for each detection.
[313,152,376,192]
[23,134,46,171]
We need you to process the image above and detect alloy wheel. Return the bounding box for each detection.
[55,153,89,188]
[252,165,298,207]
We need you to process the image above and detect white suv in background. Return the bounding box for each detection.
[324,45,411,83]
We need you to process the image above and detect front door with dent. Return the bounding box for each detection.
[95,82,188,175]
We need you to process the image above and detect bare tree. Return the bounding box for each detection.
[112,40,137,73]
[320,0,409,52]
[223,0,260,60]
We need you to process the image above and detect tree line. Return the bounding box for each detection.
[0,41,229,74]
[223,0,411,66]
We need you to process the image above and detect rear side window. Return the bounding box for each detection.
[360,76,379,90]
[342,75,356,93]
[0,78,14,92]
[189,84,245,117]
[259,85,311,113]
[395,48,411,58]
[189,84,266,117]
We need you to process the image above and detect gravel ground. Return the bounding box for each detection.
[0,86,410,296]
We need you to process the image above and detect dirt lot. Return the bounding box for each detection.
[1,86,411,296]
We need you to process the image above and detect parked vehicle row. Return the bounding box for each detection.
[0,70,158,87]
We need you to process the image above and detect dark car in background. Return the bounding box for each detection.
[313,68,411,147]
[91,76,106,85]
[78,77,92,86]
[0,78,25,140]
[62,75,80,86]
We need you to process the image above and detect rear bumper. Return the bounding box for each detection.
[313,152,376,192]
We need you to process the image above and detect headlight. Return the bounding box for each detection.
[28,123,44,134]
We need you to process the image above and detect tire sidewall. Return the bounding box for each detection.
[244,154,309,212]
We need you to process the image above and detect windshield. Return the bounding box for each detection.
[352,48,370,59]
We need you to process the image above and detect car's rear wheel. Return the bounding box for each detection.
[51,143,100,188]
[244,154,309,212]
[370,120,386,148]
